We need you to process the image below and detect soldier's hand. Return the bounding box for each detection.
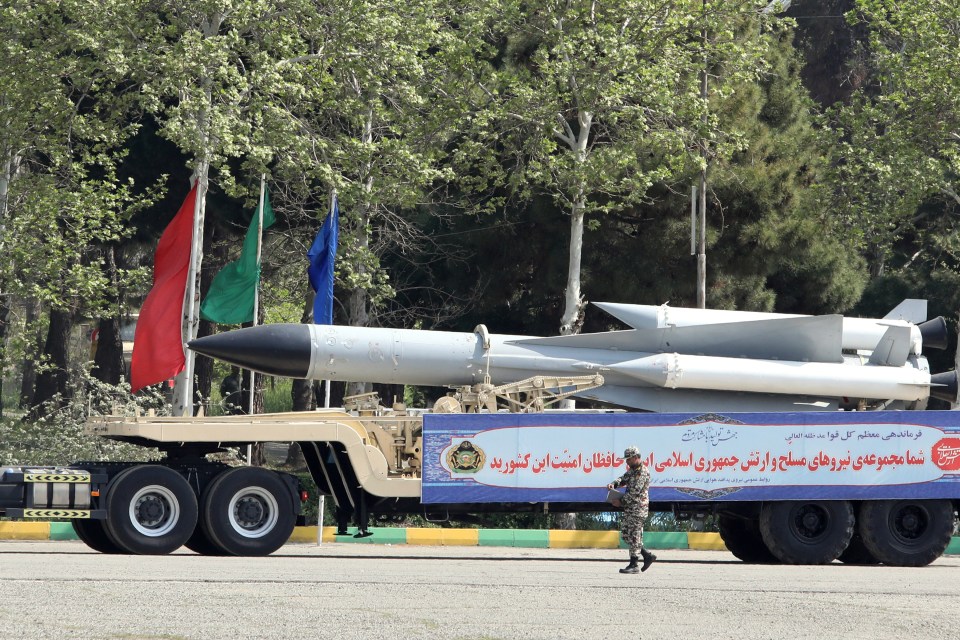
[606,483,614,490]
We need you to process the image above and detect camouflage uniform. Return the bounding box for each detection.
[611,462,651,556]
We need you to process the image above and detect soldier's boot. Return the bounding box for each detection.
[619,556,640,574]
[640,548,657,572]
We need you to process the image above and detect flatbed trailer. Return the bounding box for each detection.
[2,406,958,566]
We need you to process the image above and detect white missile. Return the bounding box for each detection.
[593,299,948,357]
[609,352,933,401]
[189,313,959,412]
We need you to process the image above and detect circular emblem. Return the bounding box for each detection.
[932,438,960,471]
[446,440,486,473]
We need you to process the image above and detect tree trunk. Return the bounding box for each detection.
[558,202,586,336]
[194,318,215,411]
[292,379,314,411]
[92,317,124,385]
[92,246,124,384]
[293,291,317,412]
[555,111,592,528]
[345,107,375,399]
[0,298,8,417]
[557,110,591,337]
[29,306,75,418]
[19,298,42,408]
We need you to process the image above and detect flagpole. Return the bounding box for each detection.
[324,190,335,409]
[248,175,266,416]
[176,171,207,417]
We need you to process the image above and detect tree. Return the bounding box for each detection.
[823,0,960,277]
[454,0,778,335]
[257,0,472,395]
[0,3,149,415]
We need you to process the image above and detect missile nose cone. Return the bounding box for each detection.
[919,317,949,351]
[189,323,312,378]
[929,371,959,404]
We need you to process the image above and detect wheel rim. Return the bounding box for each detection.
[227,487,279,539]
[889,504,929,543]
[128,484,180,537]
[790,504,830,543]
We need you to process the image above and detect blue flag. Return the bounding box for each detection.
[307,194,339,324]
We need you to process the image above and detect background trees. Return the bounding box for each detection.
[0,0,957,421]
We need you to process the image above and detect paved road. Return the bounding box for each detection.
[1,541,956,640]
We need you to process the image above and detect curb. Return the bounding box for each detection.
[5,522,960,553]
[2,522,704,549]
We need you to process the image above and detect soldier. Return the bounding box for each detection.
[607,445,656,574]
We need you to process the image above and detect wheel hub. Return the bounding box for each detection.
[894,506,926,540]
[135,495,166,528]
[234,496,266,529]
[794,505,828,540]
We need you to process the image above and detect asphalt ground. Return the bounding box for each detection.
[0,540,956,640]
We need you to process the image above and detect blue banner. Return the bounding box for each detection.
[421,411,960,504]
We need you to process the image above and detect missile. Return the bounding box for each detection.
[593,300,949,356]
[189,315,960,412]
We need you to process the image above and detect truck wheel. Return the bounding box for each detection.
[837,532,880,565]
[72,518,123,554]
[200,467,295,556]
[717,514,778,563]
[183,525,224,556]
[104,465,198,555]
[858,499,954,567]
[759,500,854,564]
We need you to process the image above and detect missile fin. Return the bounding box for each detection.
[868,325,912,367]
[511,315,844,363]
[592,301,661,329]
[883,298,927,323]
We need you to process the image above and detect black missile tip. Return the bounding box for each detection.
[188,324,312,379]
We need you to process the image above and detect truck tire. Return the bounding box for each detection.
[759,500,854,564]
[103,465,198,555]
[183,524,224,556]
[200,467,296,556]
[72,518,124,554]
[858,499,954,567]
[717,514,778,563]
[836,532,880,565]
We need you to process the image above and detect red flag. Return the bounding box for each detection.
[130,185,198,392]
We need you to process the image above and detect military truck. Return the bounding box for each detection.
[2,378,958,566]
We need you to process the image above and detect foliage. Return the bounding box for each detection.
[0,372,163,466]
[821,0,960,279]
[449,0,782,332]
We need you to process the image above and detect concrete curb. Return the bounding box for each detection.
[4,522,960,553]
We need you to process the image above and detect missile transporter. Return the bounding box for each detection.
[2,300,960,566]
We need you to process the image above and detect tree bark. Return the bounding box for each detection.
[92,317,123,385]
[29,306,75,418]
[19,298,42,409]
[293,291,316,412]
[92,246,124,385]
[0,298,8,417]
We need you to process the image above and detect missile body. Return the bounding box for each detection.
[594,301,948,355]
[189,319,959,411]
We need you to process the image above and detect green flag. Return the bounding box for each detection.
[200,190,276,324]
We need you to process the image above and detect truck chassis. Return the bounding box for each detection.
[2,401,958,565]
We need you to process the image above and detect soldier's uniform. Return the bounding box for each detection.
[610,446,656,573]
